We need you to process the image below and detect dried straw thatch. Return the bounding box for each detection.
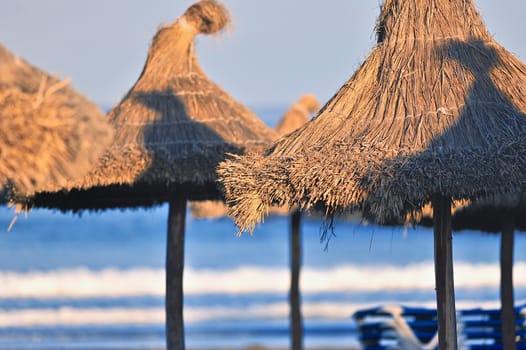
[0,43,113,196]
[30,0,276,211]
[20,2,277,350]
[219,0,526,232]
[407,199,467,227]
[189,199,228,219]
[275,94,320,136]
[190,93,320,219]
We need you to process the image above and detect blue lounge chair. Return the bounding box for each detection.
[352,304,526,350]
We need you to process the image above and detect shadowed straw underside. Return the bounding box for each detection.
[0,44,113,196]
[418,196,526,233]
[218,0,526,232]
[29,0,276,211]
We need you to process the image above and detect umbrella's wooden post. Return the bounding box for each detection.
[432,195,458,350]
[501,212,516,350]
[166,199,187,350]
[290,208,303,350]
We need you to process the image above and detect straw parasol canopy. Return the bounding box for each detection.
[219,0,526,232]
[19,2,276,349]
[190,93,319,219]
[0,43,113,196]
[29,0,276,211]
[219,1,526,348]
[275,94,320,136]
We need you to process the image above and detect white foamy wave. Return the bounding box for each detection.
[0,267,164,298]
[0,262,525,298]
[186,262,526,294]
[0,307,164,327]
[0,300,509,327]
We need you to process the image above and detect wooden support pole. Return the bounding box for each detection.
[501,212,516,350]
[290,208,303,350]
[432,195,458,350]
[166,199,187,350]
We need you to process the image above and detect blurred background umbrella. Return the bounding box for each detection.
[21,1,276,349]
[192,92,320,350]
[0,43,112,198]
[277,93,320,350]
[453,201,523,350]
[420,197,526,350]
[219,1,526,348]
[275,93,320,136]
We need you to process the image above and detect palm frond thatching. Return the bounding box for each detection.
[218,0,526,232]
[0,44,113,196]
[29,0,276,211]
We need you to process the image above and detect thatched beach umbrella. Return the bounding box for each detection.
[419,196,524,349]
[219,1,526,349]
[436,198,526,350]
[0,43,112,196]
[26,1,276,349]
[191,93,319,350]
[192,93,319,350]
[278,93,320,350]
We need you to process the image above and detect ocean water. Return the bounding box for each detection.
[0,205,525,350]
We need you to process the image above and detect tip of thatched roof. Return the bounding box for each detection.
[181,0,230,35]
[375,0,489,44]
[298,94,321,114]
[275,94,320,137]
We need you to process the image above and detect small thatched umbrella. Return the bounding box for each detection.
[277,93,320,350]
[192,93,319,350]
[25,1,276,349]
[0,43,112,196]
[191,93,319,350]
[219,1,526,349]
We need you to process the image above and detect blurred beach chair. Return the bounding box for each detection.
[460,305,526,349]
[352,304,526,350]
[352,305,440,350]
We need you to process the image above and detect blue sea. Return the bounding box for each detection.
[0,204,525,350]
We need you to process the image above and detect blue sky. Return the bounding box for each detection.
[1,1,525,110]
